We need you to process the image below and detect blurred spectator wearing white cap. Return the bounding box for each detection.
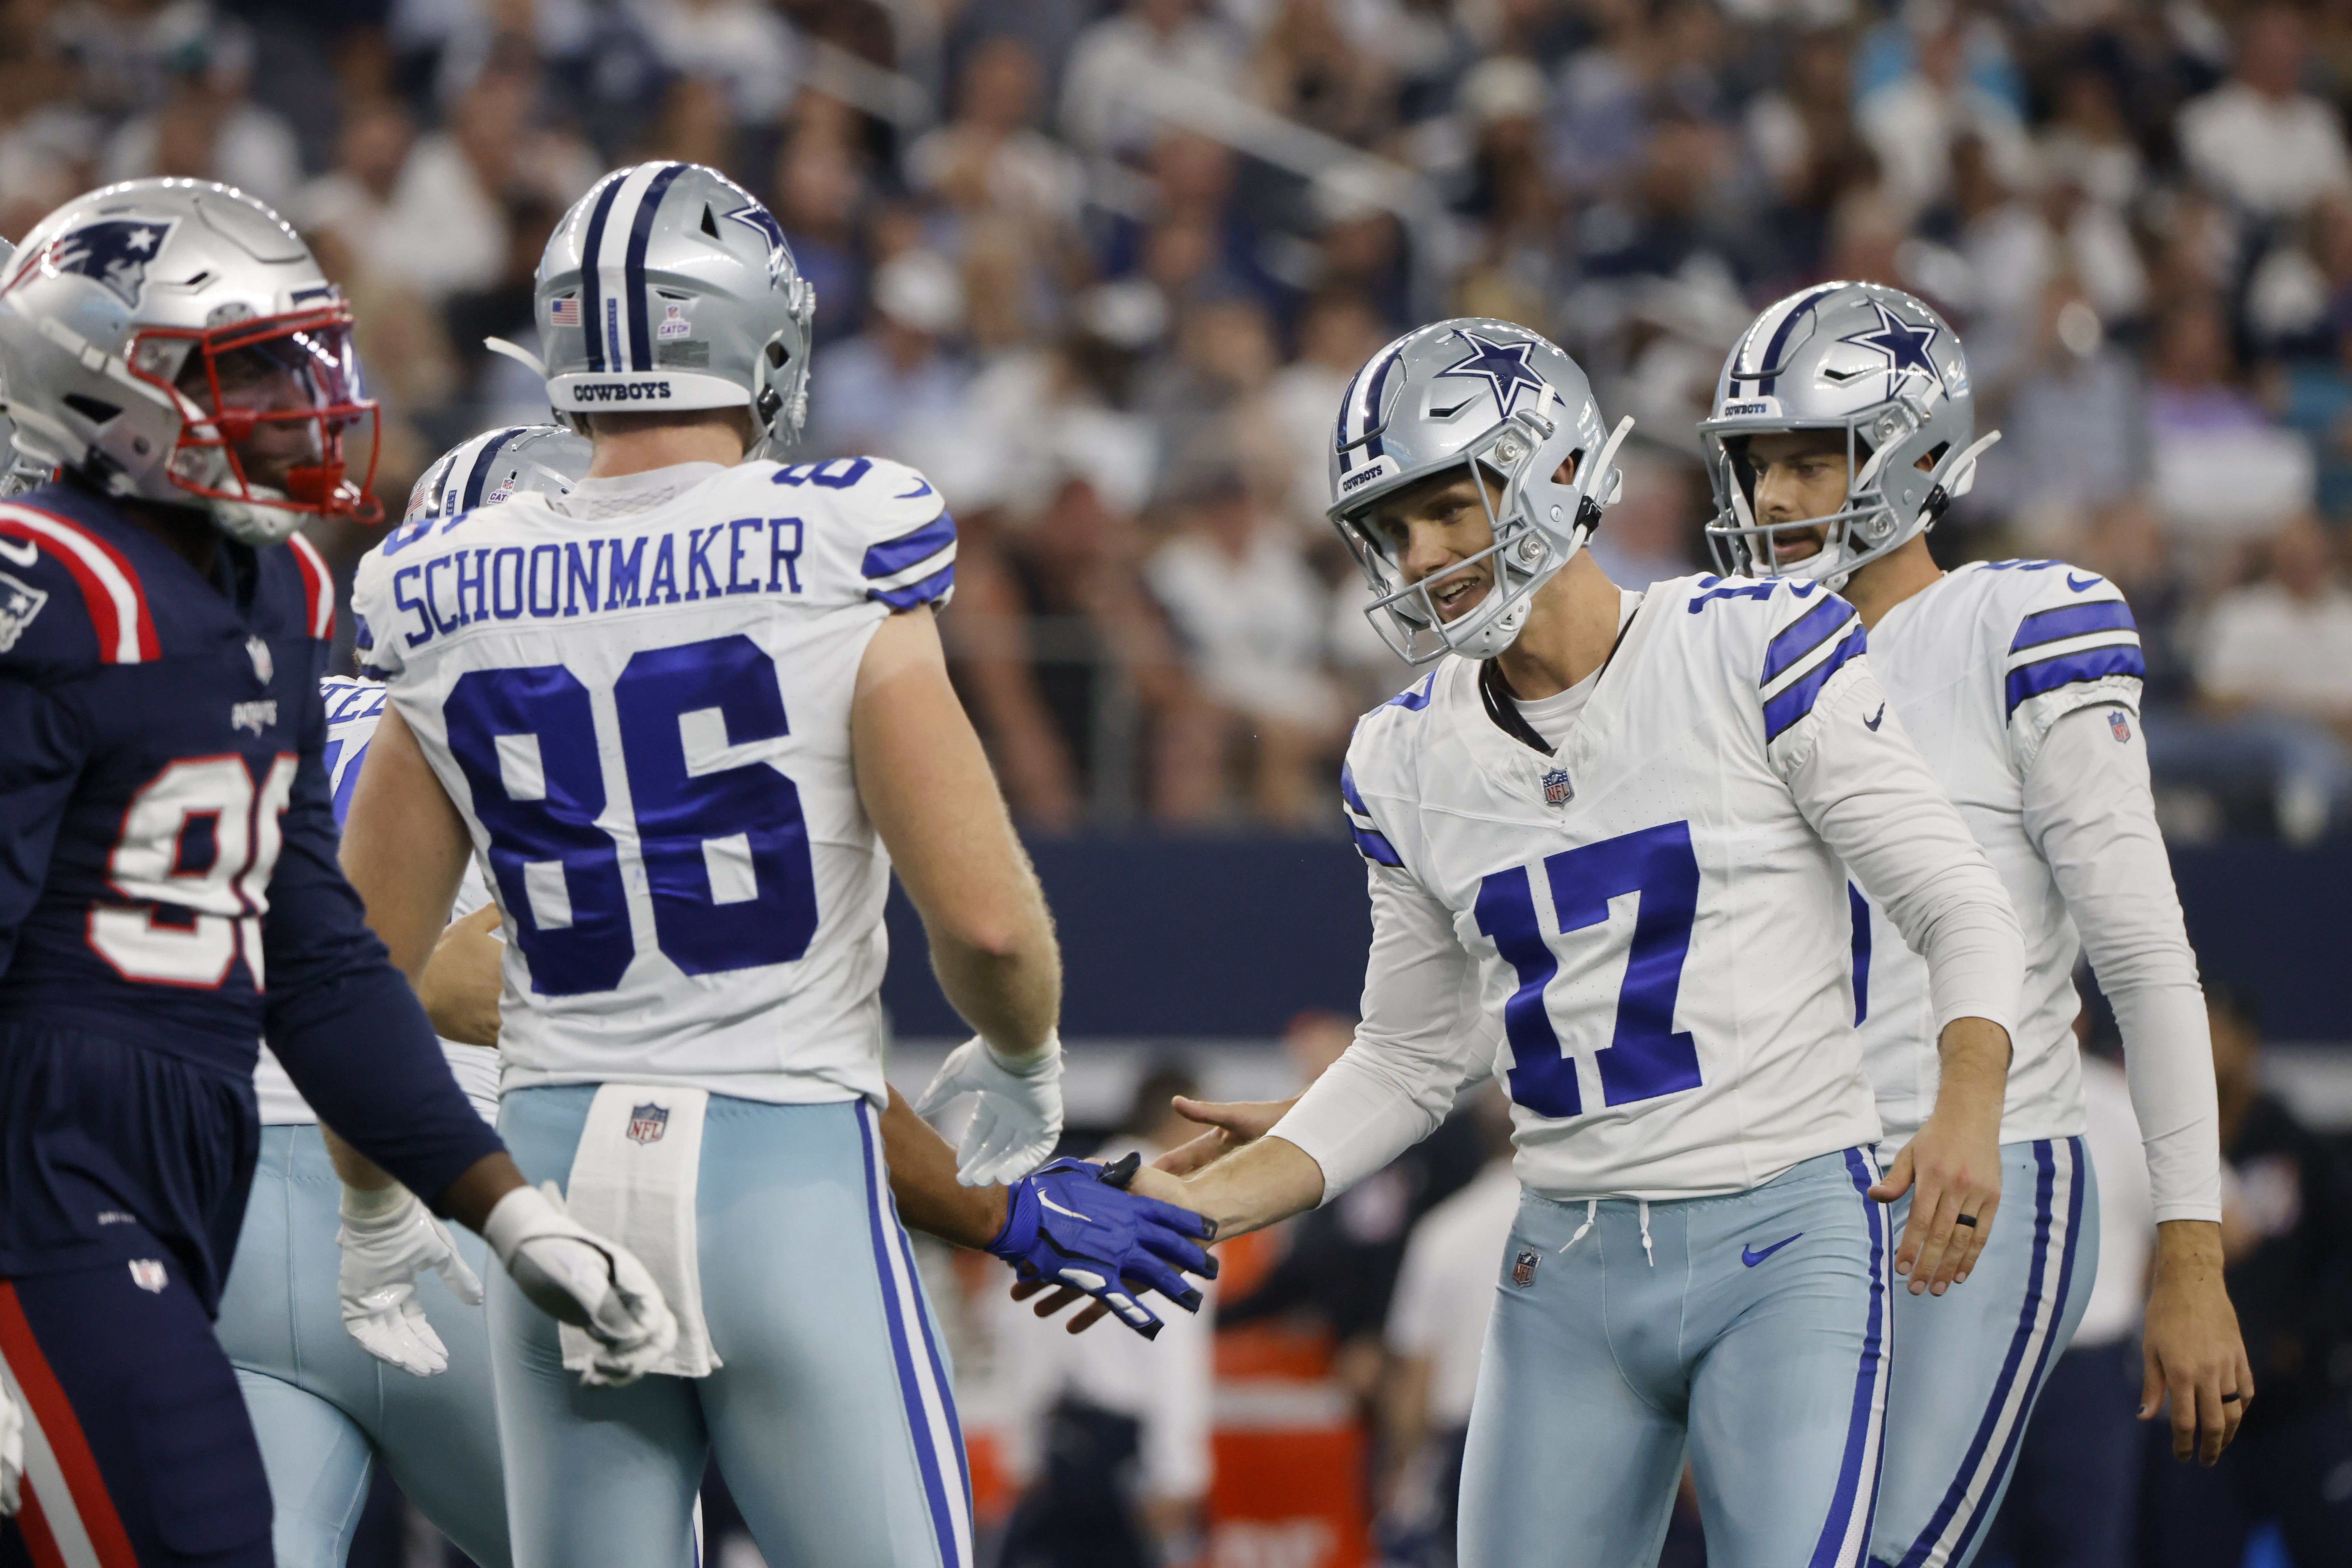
[2177,6,2352,222]
[807,248,971,462]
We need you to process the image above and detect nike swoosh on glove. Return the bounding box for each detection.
[483,1182,678,1386]
[337,1186,485,1377]
[914,1034,1066,1186]
[986,1154,1218,1340]
[1,1375,20,1517]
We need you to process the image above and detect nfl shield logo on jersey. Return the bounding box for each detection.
[1512,1248,1540,1288]
[2109,710,2132,743]
[1542,768,1574,808]
[627,1103,670,1145]
[128,1258,168,1293]
[246,636,274,684]
[0,570,47,653]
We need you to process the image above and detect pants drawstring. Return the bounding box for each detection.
[1557,1200,1597,1253]
[1639,1200,1654,1267]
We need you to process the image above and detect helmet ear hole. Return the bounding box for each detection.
[766,340,787,368]
[63,393,120,425]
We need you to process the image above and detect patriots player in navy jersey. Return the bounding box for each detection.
[0,180,673,1566]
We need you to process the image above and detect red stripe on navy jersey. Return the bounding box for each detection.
[0,1282,140,1567]
[286,531,335,641]
[0,506,159,664]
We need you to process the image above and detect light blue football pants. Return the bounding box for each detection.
[1459,1148,1894,1568]
[214,1124,511,1568]
[491,1086,972,1568]
[1869,1137,2098,1568]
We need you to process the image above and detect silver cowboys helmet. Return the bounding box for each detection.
[525,161,814,459]
[400,424,591,529]
[1700,282,1999,591]
[0,179,378,543]
[1329,319,1633,664]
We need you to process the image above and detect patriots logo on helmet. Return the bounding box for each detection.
[725,201,792,285]
[46,217,177,307]
[1839,301,1944,394]
[627,1103,670,1145]
[1438,329,1547,418]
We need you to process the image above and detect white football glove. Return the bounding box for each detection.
[913,1033,1065,1186]
[483,1182,676,1387]
[337,1185,485,1378]
[1,1374,21,1517]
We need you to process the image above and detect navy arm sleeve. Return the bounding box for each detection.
[262,738,501,1210]
[0,675,87,981]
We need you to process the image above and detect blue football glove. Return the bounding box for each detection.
[986,1154,1218,1340]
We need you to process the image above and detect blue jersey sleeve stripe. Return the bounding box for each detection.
[1340,762,1370,816]
[1763,597,1859,685]
[2009,600,2136,652]
[1764,624,1866,741]
[862,514,957,579]
[2004,644,2146,715]
[1384,673,1435,711]
[1350,823,1404,867]
[868,563,955,609]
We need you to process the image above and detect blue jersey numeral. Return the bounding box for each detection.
[613,635,817,974]
[441,636,814,995]
[1475,821,1703,1118]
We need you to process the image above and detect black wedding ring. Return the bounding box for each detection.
[1953,1214,1979,1228]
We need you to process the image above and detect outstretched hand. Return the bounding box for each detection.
[1018,1095,1296,1333]
[986,1155,1217,1339]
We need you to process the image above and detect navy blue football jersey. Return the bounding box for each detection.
[0,481,500,1309]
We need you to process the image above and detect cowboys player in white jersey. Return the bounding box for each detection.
[1128,318,2026,1568]
[210,425,592,1568]
[1700,282,2251,1568]
[331,162,1213,1568]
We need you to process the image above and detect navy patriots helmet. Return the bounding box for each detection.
[1699,282,1999,591]
[521,162,815,460]
[1327,318,1633,664]
[0,179,379,544]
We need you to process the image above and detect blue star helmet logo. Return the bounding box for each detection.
[1437,329,1548,418]
[724,201,793,285]
[46,218,177,308]
[1840,301,1944,392]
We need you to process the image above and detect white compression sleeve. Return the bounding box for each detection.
[2024,704,2222,1224]
[1270,861,1489,1202]
[1778,661,2026,1039]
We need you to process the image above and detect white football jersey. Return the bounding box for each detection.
[350,455,956,1106]
[253,675,500,1125]
[1318,574,2020,1202]
[1851,559,2143,1146]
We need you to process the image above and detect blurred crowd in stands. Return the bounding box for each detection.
[9,0,2352,836]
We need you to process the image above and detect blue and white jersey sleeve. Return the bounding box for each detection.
[770,456,955,612]
[1749,586,2026,1045]
[2000,567,2143,773]
[1275,724,1490,1200]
